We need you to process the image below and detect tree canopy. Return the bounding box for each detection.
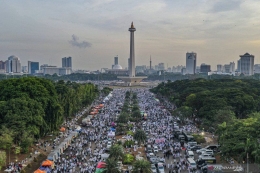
[0,77,98,153]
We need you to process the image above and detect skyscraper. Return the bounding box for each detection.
[6,55,21,73]
[0,61,5,70]
[114,56,118,65]
[237,59,241,72]
[62,57,72,68]
[28,61,39,74]
[186,52,197,74]
[240,53,254,76]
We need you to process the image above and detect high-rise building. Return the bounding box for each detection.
[0,61,5,70]
[240,53,254,76]
[254,64,260,74]
[237,59,241,72]
[114,56,118,65]
[230,62,235,73]
[5,55,21,73]
[62,57,72,68]
[172,66,177,73]
[186,52,197,74]
[200,63,211,73]
[158,63,165,71]
[28,61,39,74]
[196,66,200,73]
[217,64,223,72]
[177,65,184,72]
[223,64,230,73]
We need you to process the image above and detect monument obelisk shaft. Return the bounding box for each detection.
[129,22,136,77]
[117,22,146,85]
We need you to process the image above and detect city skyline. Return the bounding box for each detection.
[1,0,260,70]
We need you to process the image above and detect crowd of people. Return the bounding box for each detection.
[48,89,126,173]
[46,87,203,173]
[137,88,200,173]
[7,87,206,173]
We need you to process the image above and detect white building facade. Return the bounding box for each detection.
[6,55,21,73]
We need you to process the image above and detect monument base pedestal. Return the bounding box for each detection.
[117,76,147,86]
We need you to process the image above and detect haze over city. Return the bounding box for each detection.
[1,0,260,70]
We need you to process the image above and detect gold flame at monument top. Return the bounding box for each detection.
[131,22,134,28]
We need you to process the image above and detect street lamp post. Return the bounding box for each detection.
[243,160,245,173]
[247,152,249,173]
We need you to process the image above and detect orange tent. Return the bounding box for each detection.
[34,169,46,173]
[99,104,104,107]
[60,127,65,132]
[41,160,53,166]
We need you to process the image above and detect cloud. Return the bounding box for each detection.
[210,0,242,13]
[68,34,92,48]
[135,1,166,13]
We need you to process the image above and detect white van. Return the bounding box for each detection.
[187,158,196,169]
[188,150,195,159]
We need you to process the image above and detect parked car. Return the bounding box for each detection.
[199,153,214,158]
[148,153,155,158]
[196,148,207,154]
[201,150,214,155]
[151,164,157,173]
[107,141,112,148]
[153,146,159,152]
[149,157,158,164]
[205,145,220,152]
[190,145,202,151]
[157,163,165,173]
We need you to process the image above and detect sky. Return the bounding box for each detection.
[1,0,260,71]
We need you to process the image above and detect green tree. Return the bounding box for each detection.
[0,132,13,163]
[109,144,124,160]
[123,154,134,164]
[0,151,6,170]
[132,160,152,173]
[117,113,129,124]
[132,110,142,121]
[172,106,192,123]
[133,129,147,145]
[103,158,121,173]
[20,132,34,153]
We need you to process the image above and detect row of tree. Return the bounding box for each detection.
[101,91,150,173]
[5,71,260,82]
[0,77,98,154]
[152,79,260,129]
[116,91,143,135]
